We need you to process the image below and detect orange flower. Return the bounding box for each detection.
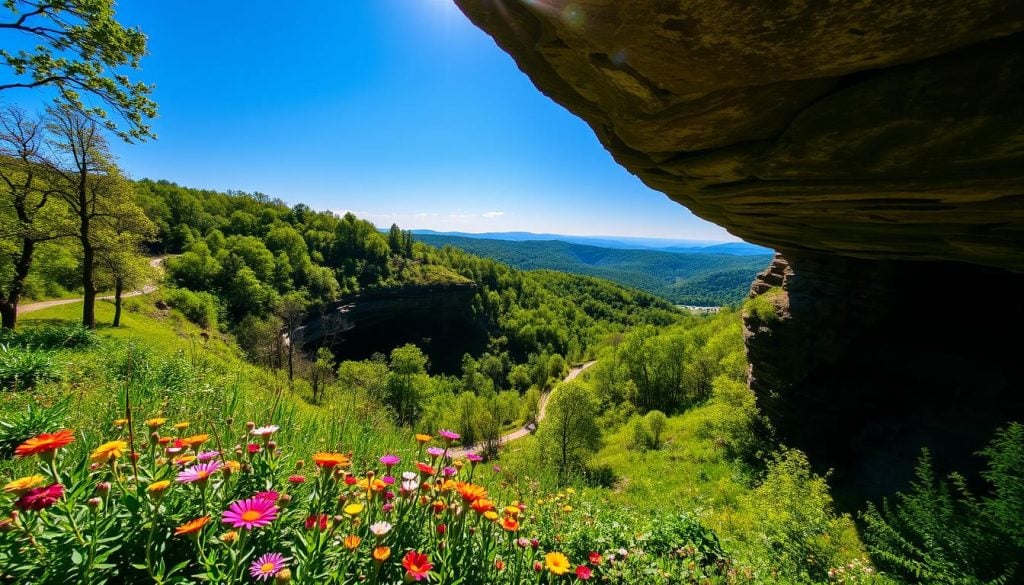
[373,546,391,563]
[224,460,241,473]
[431,500,446,514]
[15,429,75,459]
[311,452,351,469]
[147,480,171,495]
[221,530,238,543]
[415,434,432,444]
[501,516,519,532]
[174,515,210,536]
[455,481,488,504]
[344,534,362,550]
[471,498,495,514]
[180,434,209,448]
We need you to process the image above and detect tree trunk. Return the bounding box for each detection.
[81,236,96,330]
[112,278,123,327]
[0,239,36,330]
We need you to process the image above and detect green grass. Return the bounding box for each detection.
[3,294,413,484]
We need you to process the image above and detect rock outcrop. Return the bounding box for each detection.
[455,0,1024,500]
[294,284,484,375]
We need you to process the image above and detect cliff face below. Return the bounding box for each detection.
[294,284,485,375]
[455,0,1024,499]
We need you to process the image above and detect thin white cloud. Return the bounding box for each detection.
[482,211,505,218]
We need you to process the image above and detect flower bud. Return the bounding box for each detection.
[150,432,160,446]
[294,460,305,470]
[226,417,234,426]
[267,440,277,452]
[279,493,292,505]
[274,568,292,584]
[87,497,103,511]
[533,561,543,572]
[245,421,255,431]
[96,482,111,496]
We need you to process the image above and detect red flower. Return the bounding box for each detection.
[304,514,329,531]
[588,551,602,565]
[402,551,433,582]
[15,484,64,510]
[288,475,305,484]
[416,462,435,475]
[15,430,75,459]
[576,566,593,580]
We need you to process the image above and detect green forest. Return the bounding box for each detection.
[1,2,1021,585]
[415,234,772,306]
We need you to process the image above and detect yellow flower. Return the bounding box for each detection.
[343,503,364,516]
[225,460,241,472]
[544,551,571,576]
[484,510,499,521]
[113,418,128,426]
[146,418,167,429]
[565,487,575,494]
[3,475,44,494]
[147,480,171,494]
[504,505,520,517]
[90,440,128,464]
[173,422,189,430]
[221,530,238,543]
[415,433,432,444]
[562,505,573,513]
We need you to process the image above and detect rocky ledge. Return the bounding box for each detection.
[456,0,1024,502]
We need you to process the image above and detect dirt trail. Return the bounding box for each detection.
[449,360,597,458]
[17,257,165,315]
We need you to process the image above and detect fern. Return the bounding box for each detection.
[863,425,1024,584]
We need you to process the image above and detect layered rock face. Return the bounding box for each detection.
[455,0,1024,499]
[294,284,485,375]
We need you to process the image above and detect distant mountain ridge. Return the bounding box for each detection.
[416,233,773,306]
[410,230,772,256]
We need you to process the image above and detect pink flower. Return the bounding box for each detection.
[576,565,593,580]
[250,425,279,437]
[176,461,222,485]
[15,484,64,511]
[379,454,400,468]
[442,466,457,477]
[222,497,278,529]
[247,443,261,454]
[466,453,483,463]
[437,429,460,441]
[249,552,287,581]
[426,447,444,459]
[254,490,279,503]
[196,450,220,462]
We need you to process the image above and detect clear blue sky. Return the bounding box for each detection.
[34,1,740,241]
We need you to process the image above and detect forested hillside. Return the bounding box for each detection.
[416,234,772,306]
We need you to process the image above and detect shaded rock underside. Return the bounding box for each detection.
[455,0,1024,501]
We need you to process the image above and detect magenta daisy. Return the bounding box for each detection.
[14,484,64,511]
[176,461,222,485]
[249,552,288,581]
[379,454,400,469]
[196,450,220,462]
[438,429,460,442]
[466,453,483,463]
[426,447,444,459]
[222,497,278,530]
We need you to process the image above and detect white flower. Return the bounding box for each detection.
[401,479,419,493]
[250,425,279,436]
[401,471,418,481]
[369,521,392,537]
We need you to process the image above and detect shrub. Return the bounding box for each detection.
[164,287,220,329]
[0,324,98,350]
[0,345,59,391]
[863,423,1024,584]
[743,286,784,323]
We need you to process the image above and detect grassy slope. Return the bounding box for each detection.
[3,294,411,479]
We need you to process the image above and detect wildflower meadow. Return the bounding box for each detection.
[0,417,742,584]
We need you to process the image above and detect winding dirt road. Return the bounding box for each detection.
[450,360,597,458]
[16,257,165,316]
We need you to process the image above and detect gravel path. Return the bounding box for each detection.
[449,360,597,458]
[17,257,165,315]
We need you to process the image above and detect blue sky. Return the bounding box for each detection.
[7,1,737,241]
